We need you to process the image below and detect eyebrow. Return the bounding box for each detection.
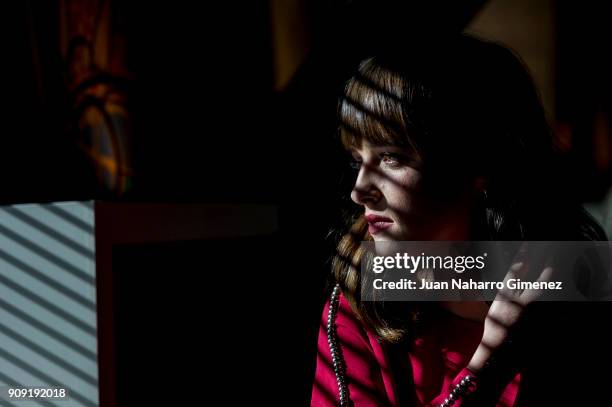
[371,145,406,151]
[349,145,406,153]
[348,149,361,158]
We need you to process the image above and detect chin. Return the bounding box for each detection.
[372,231,400,242]
[373,237,408,257]
[370,232,390,241]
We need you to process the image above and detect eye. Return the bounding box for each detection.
[348,159,362,171]
[380,152,402,168]
[347,150,362,171]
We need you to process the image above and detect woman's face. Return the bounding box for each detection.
[350,139,475,241]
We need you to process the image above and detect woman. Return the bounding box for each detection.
[311,34,608,406]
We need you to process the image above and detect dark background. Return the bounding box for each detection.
[3,1,612,405]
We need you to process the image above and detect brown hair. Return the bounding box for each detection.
[339,57,424,164]
[333,56,428,343]
[330,34,607,343]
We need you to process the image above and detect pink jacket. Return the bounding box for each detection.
[311,292,520,406]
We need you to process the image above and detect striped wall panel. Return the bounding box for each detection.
[0,201,98,407]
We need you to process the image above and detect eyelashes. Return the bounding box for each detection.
[381,153,402,168]
[348,152,404,171]
[348,159,362,170]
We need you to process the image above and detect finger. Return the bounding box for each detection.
[498,262,528,301]
[537,265,555,283]
[502,261,526,284]
[512,242,529,265]
[521,266,554,304]
[513,256,531,280]
[504,243,530,277]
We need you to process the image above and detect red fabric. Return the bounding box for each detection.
[311,293,520,406]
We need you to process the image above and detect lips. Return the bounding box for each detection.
[365,214,393,235]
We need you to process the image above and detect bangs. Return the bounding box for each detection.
[339,58,424,158]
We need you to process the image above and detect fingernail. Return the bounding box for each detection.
[544,256,554,268]
[510,262,524,272]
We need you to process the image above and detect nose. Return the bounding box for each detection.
[350,162,382,206]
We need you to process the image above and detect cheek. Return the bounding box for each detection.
[383,169,422,211]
